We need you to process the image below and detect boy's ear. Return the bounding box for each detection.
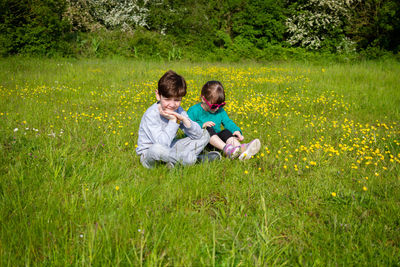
[155,90,161,101]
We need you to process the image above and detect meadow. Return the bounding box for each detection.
[0,57,399,266]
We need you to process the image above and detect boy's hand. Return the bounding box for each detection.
[233,131,244,141]
[164,109,192,128]
[158,104,177,122]
[202,121,215,128]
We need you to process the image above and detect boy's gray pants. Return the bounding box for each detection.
[140,129,210,168]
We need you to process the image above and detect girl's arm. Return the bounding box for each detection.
[220,109,242,134]
[187,105,201,126]
[202,121,215,128]
[232,131,244,141]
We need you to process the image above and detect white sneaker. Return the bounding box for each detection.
[239,139,261,160]
[223,144,241,159]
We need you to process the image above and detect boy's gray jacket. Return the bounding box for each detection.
[136,102,203,155]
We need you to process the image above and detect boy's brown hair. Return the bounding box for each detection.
[158,70,187,98]
[201,81,225,104]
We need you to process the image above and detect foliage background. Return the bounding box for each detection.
[1,0,400,60]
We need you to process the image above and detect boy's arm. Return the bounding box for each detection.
[141,109,180,147]
[171,110,203,139]
[166,110,191,128]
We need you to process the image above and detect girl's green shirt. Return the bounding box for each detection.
[187,103,242,134]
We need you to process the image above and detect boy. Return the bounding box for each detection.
[136,70,220,168]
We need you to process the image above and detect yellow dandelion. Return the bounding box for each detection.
[125,142,129,146]
[331,192,337,197]
[244,170,249,174]
[115,186,120,191]
[363,186,368,191]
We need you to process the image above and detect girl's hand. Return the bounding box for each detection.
[202,121,215,128]
[233,131,244,141]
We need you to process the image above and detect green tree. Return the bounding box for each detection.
[231,0,287,48]
[347,0,400,52]
[145,0,219,52]
[0,0,71,56]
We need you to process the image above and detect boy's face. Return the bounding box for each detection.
[156,90,182,112]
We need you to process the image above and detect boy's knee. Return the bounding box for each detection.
[148,143,169,155]
[202,129,210,142]
[146,143,171,163]
[182,152,197,165]
[140,144,172,168]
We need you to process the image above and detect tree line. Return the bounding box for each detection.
[1,0,399,60]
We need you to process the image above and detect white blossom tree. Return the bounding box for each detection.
[286,0,360,51]
[64,0,150,32]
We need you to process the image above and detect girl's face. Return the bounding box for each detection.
[201,96,225,113]
[156,91,182,112]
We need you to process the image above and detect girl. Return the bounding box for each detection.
[188,81,260,160]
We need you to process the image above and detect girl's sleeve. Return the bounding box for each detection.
[187,106,199,124]
[180,110,203,139]
[221,109,242,134]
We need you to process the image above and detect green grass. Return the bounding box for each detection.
[1,57,400,266]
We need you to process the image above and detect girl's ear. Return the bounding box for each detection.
[155,90,161,101]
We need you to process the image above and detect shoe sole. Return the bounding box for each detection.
[239,139,261,160]
[197,151,222,163]
[208,151,222,161]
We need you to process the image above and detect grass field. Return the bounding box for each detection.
[1,57,399,266]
